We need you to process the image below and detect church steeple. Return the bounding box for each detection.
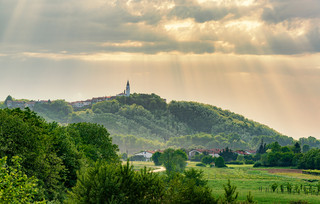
[126,80,130,97]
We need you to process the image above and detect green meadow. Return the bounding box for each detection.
[132,161,320,203]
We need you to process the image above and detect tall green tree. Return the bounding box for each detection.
[151,151,162,166]
[160,148,188,174]
[223,179,239,203]
[292,142,301,153]
[256,139,267,154]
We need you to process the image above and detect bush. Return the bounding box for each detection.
[253,162,262,167]
[245,160,255,164]
[152,151,162,166]
[215,157,227,168]
[226,161,244,165]
[196,163,206,167]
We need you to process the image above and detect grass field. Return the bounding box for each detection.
[131,161,320,203]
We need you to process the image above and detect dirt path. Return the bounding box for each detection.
[151,166,166,173]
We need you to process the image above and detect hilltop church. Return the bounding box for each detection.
[116,80,130,97]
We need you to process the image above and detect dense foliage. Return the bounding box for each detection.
[252,141,320,169]
[9,93,294,151]
[0,108,119,202]
[0,156,43,203]
[67,161,217,204]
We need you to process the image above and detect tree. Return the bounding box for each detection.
[215,157,226,168]
[183,168,208,187]
[201,155,214,165]
[165,169,217,204]
[257,139,267,154]
[219,147,237,162]
[0,156,43,203]
[293,142,301,153]
[223,179,239,203]
[302,144,310,153]
[160,149,187,174]
[269,142,281,152]
[151,151,162,166]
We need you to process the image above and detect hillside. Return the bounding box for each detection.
[9,93,297,152]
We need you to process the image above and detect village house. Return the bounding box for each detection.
[25,101,36,109]
[188,149,222,158]
[6,100,26,109]
[134,150,155,161]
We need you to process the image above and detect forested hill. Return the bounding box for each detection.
[4,93,297,152]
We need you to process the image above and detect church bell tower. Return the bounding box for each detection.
[126,80,130,97]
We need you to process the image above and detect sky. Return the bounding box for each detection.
[0,0,320,139]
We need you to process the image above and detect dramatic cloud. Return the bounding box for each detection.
[262,0,320,23]
[0,0,319,55]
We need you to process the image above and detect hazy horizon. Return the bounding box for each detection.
[1,0,320,139]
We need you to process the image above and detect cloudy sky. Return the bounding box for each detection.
[1,0,320,139]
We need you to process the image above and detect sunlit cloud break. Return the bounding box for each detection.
[0,0,319,55]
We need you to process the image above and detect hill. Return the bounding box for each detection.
[12,93,297,153]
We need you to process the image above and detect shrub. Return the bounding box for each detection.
[271,183,278,192]
[253,162,262,167]
[196,163,206,167]
[246,191,256,203]
[215,157,227,168]
[245,160,255,164]
[226,161,244,165]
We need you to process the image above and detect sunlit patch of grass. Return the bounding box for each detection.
[186,162,320,203]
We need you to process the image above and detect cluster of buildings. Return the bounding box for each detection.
[5,81,131,110]
[69,81,130,109]
[6,100,49,110]
[134,149,256,162]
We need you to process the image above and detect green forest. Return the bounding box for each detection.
[2,94,320,154]
[0,108,221,203]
